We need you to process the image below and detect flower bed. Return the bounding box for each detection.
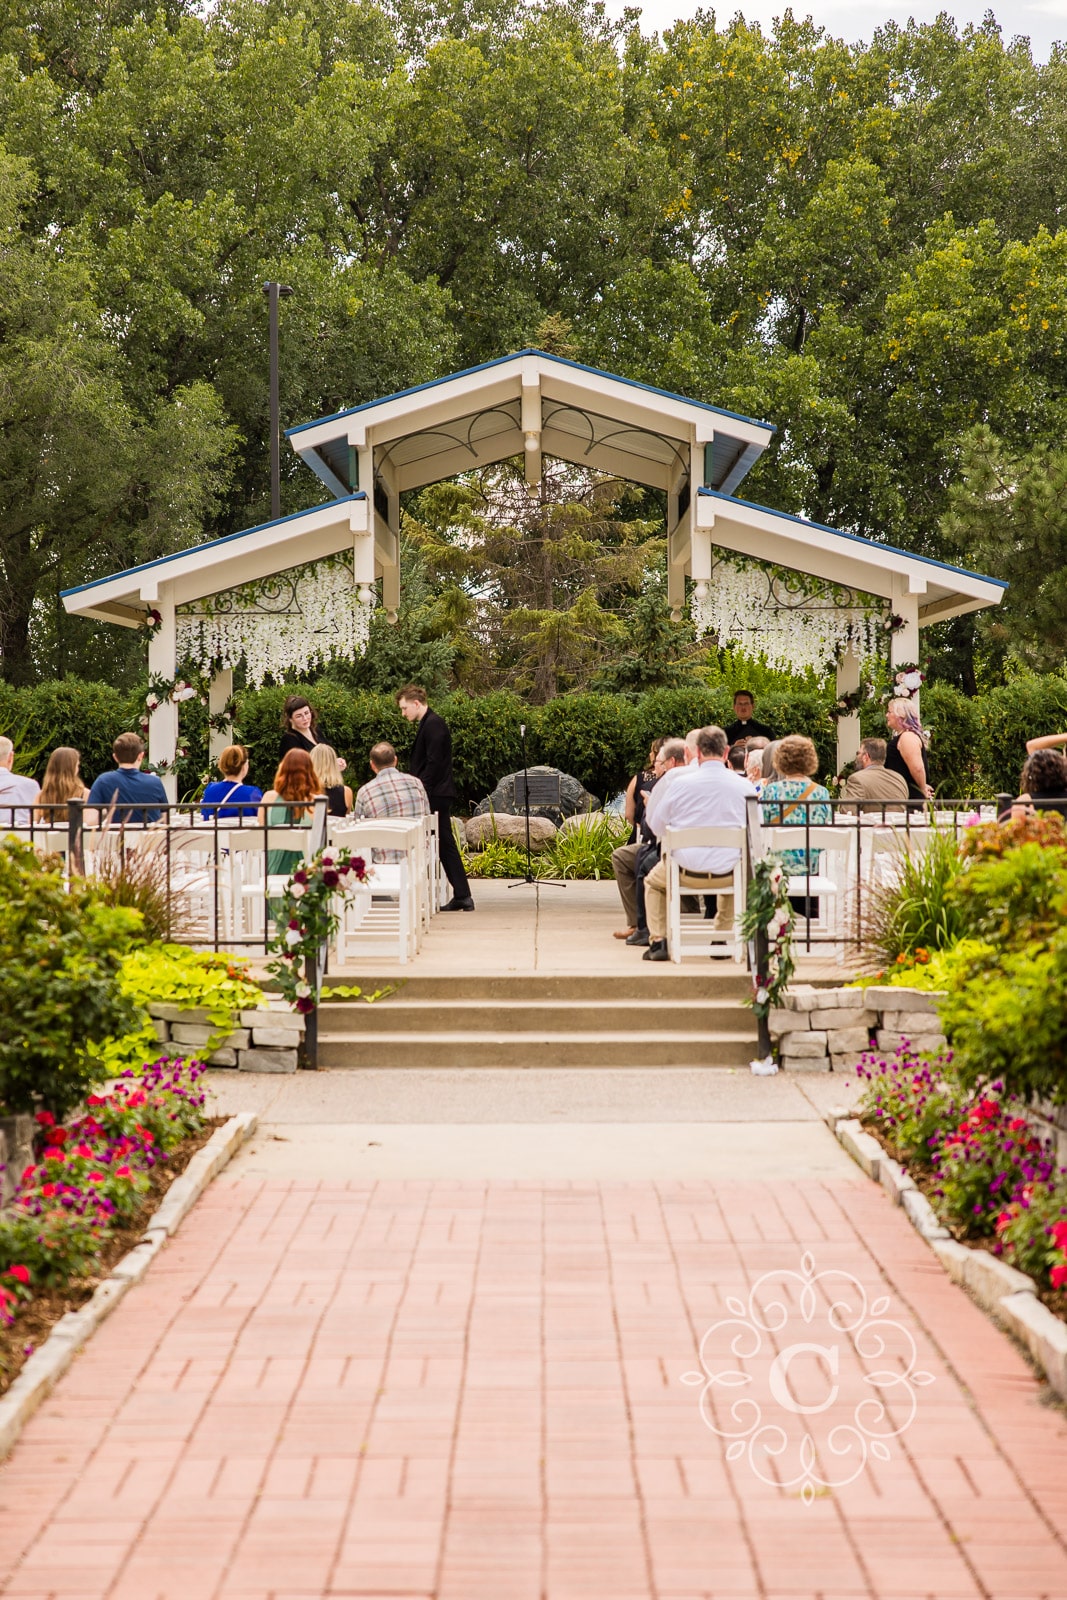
[0,1056,215,1395]
[854,1042,1067,1321]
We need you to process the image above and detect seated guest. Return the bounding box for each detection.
[725,690,775,746]
[352,741,429,863]
[278,694,340,762]
[85,733,168,826]
[200,744,262,820]
[761,735,833,916]
[839,738,909,812]
[310,744,353,817]
[762,741,780,782]
[613,739,666,938]
[34,746,87,825]
[258,750,323,882]
[0,735,41,830]
[1010,750,1067,818]
[613,738,686,945]
[727,740,748,774]
[640,726,757,961]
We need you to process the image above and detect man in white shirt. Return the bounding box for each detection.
[0,736,41,830]
[641,725,757,962]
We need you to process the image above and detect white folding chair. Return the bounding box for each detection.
[229,801,327,942]
[662,826,747,963]
[328,821,420,964]
[761,826,853,958]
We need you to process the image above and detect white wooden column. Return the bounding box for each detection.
[890,582,922,717]
[145,585,178,802]
[835,645,862,771]
[521,373,542,494]
[208,667,233,762]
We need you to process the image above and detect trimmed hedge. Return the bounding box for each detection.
[3,672,1067,808]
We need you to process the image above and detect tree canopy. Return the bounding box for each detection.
[0,0,1065,688]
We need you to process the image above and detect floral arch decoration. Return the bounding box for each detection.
[175,554,372,686]
[691,554,891,675]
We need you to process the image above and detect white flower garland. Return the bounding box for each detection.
[176,556,372,686]
[691,559,885,674]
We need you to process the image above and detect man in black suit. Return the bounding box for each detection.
[396,684,474,911]
[724,689,775,747]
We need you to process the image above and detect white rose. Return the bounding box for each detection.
[289,881,306,898]
[755,987,769,1005]
[284,927,302,947]
[903,670,923,692]
[294,981,311,998]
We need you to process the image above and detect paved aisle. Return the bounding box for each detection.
[2,1076,1067,1599]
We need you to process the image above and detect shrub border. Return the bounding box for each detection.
[825,1104,1067,1404]
[0,1111,257,1463]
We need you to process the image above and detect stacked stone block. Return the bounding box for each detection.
[148,999,305,1073]
[769,984,947,1072]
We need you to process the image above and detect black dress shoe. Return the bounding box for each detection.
[443,896,476,911]
[625,929,649,946]
[642,939,669,961]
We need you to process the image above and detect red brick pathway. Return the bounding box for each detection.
[1,1177,1066,1599]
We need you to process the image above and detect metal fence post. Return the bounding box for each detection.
[745,797,772,1059]
[67,797,84,878]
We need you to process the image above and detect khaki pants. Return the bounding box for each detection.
[644,858,735,941]
[610,841,639,925]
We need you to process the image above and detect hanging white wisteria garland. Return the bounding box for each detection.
[691,557,886,674]
[176,554,373,686]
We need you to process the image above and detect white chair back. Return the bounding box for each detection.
[661,825,747,963]
[327,820,421,964]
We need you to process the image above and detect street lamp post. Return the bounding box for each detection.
[262,281,293,521]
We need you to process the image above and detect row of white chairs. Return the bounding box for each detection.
[658,819,948,964]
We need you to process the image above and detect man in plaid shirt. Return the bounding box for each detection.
[352,742,429,860]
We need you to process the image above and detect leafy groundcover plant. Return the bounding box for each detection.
[0,1056,209,1382]
[855,1045,1067,1312]
[93,943,268,1074]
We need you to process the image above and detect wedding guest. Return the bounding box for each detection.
[34,747,88,824]
[200,745,262,820]
[310,743,353,817]
[1026,731,1067,755]
[85,733,167,826]
[839,738,909,812]
[884,698,933,802]
[613,738,666,938]
[1009,750,1067,818]
[761,735,832,918]
[258,750,323,880]
[727,741,749,774]
[0,735,41,830]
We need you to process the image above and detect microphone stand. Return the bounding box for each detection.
[508,722,564,889]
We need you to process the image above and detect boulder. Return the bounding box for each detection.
[464,812,557,852]
[472,766,599,828]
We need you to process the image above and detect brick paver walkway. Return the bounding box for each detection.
[2,1176,1066,1599]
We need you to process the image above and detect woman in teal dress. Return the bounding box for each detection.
[761,735,833,916]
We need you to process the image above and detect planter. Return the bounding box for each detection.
[770,984,948,1072]
[147,1000,304,1073]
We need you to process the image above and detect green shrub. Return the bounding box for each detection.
[465,839,531,878]
[535,693,640,802]
[976,673,1067,794]
[939,934,1067,1102]
[921,683,985,795]
[441,690,528,806]
[948,842,1067,947]
[0,842,143,1117]
[631,686,732,752]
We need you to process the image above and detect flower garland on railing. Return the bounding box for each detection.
[740,854,796,1020]
[266,847,372,1014]
[830,680,877,719]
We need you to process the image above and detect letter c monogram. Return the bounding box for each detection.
[767,1342,840,1415]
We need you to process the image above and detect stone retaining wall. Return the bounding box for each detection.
[148,1000,305,1074]
[769,984,947,1074]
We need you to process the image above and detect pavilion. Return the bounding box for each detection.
[62,350,1006,792]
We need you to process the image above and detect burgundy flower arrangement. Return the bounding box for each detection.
[266,848,370,1014]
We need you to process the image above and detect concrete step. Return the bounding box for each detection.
[316,1029,758,1070]
[319,997,754,1034]
[321,971,756,1003]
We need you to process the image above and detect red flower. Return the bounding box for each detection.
[115,1166,132,1179]
[1051,1221,1067,1252]
[87,1172,105,1185]
[7,1265,30,1286]
[127,1090,146,1108]
[46,1126,68,1146]
[40,1183,56,1198]
[74,1143,94,1160]
[86,1094,107,1107]
[34,1110,55,1127]
[44,1149,66,1163]
[20,1165,35,1184]
[1052,1264,1067,1290]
